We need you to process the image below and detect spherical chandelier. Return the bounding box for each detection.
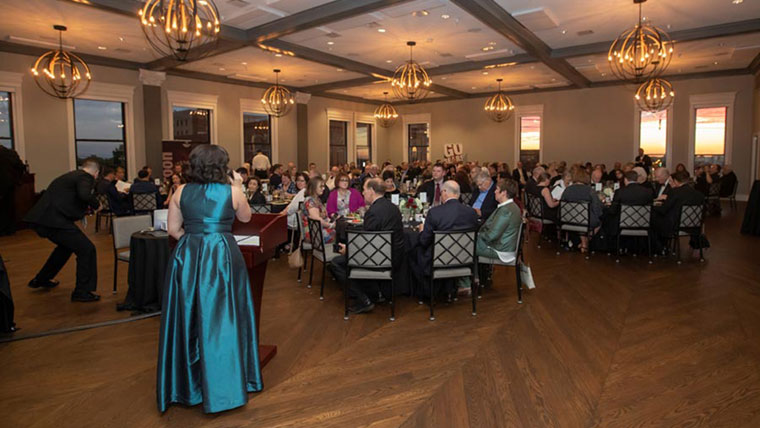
[30,25,92,99]
[139,0,221,61]
[608,0,673,84]
[484,79,515,123]
[374,92,399,128]
[635,78,674,113]
[261,69,294,118]
[391,41,432,102]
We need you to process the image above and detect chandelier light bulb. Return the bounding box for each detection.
[30,25,92,99]
[391,41,432,102]
[634,77,674,113]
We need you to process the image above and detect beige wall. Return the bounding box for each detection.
[391,74,756,196]
[754,72,760,180]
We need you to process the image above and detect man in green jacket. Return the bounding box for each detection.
[476,178,522,259]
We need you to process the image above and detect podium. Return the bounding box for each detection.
[232,213,287,367]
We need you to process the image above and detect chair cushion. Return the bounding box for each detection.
[301,242,312,251]
[432,267,472,279]
[479,254,516,266]
[313,248,337,263]
[541,219,555,224]
[560,225,588,232]
[620,230,649,237]
[349,269,392,280]
[117,250,130,261]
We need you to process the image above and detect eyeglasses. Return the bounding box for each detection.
[339,179,349,182]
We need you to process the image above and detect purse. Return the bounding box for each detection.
[287,228,303,269]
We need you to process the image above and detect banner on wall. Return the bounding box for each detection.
[161,140,202,179]
[444,143,464,162]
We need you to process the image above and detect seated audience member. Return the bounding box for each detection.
[282,172,309,232]
[652,170,705,241]
[469,165,482,185]
[454,170,473,195]
[129,169,159,194]
[416,163,446,206]
[245,177,266,205]
[632,166,648,184]
[325,166,340,190]
[382,170,400,196]
[326,172,364,217]
[609,171,655,232]
[280,172,297,195]
[96,167,115,195]
[300,177,336,246]
[269,164,283,189]
[471,171,498,221]
[719,164,738,197]
[330,178,405,314]
[512,161,528,189]
[235,167,249,183]
[654,167,672,198]
[606,162,623,182]
[141,166,153,181]
[163,173,184,207]
[525,165,545,196]
[591,169,603,186]
[413,181,479,296]
[561,168,603,253]
[536,172,559,222]
[551,170,572,200]
[476,179,522,261]
[675,163,688,175]
[104,173,130,216]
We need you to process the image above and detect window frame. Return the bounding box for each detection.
[514,105,544,167]
[0,90,14,150]
[72,99,128,177]
[0,71,25,158]
[355,112,376,167]
[688,92,735,172]
[328,119,349,168]
[402,113,431,163]
[240,99,278,165]
[166,90,218,145]
[633,102,673,168]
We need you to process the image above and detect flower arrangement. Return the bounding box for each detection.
[400,197,423,214]
[603,187,614,198]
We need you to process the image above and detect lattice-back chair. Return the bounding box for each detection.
[616,204,653,263]
[673,204,706,264]
[250,204,272,214]
[111,215,152,294]
[705,182,721,215]
[722,180,738,210]
[295,202,311,283]
[557,201,592,259]
[346,231,395,321]
[526,193,554,248]
[476,221,527,303]
[307,218,337,300]
[428,229,478,321]
[130,192,159,217]
[95,193,114,233]
[460,192,474,205]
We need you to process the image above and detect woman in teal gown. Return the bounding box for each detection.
[157,145,262,414]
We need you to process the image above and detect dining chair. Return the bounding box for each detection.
[672,204,706,264]
[295,202,311,283]
[525,193,554,248]
[111,215,152,294]
[476,221,526,303]
[95,193,114,233]
[346,230,395,321]
[307,218,337,300]
[130,192,159,217]
[250,204,272,214]
[428,229,478,321]
[616,204,653,263]
[557,201,592,259]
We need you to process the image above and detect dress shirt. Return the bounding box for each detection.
[657,178,671,197]
[252,153,271,171]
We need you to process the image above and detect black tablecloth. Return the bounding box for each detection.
[741,180,760,236]
[271,202,288,214]
[0,254,15,333]
[119,231,170,313]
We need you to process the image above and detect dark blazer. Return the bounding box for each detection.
[654,181,673,199]
[512,168,528,185]
[416,179,443,205]
[129,180,159,194]
[248,191,266,205]
[269,173,282,189]
[24,170,99,230]
[720,172,737,197]
[95,178,112,195]
[653,184,705,236]
[105,181,131,216]
[363,197,405,270]
[418,199,479,275]
[470,182,498,221]
[561,184,603,228]
[612,182,654,207]
[636,154,652,173]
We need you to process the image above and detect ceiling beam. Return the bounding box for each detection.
[145,39,248,71]
[427,53,535,76]
[248,0,414,42]
[0,40,144,70]
[450,0,590,88]
[300,77,380,93]
[311,92,383,105]
[552,18,760,59]
[60,0,141,18]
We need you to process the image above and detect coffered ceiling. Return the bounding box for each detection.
[0,0,758,105]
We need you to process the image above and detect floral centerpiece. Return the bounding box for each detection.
[400,196,423,216]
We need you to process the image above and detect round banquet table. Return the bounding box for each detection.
[117,230,170,313]
[270,200,289,214]
[741,180,760,236]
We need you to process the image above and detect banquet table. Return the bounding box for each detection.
[741,180,760,236]
[118,230,170,313]
[270,200,289,214]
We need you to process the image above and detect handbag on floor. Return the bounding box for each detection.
[287,229,303,269]
[520,264,536,290]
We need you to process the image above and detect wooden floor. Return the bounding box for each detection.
[1,202,760,427]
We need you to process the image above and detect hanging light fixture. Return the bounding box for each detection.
[374,92,399,128]
[634,77,674,113]
[261,69,294,118]
[391,41,432,101]
[608,0,673,84]
[30,25,92,99]
[139,0,221,61]
[484,79,515,123]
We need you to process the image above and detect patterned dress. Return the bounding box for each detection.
[301,196,336,245]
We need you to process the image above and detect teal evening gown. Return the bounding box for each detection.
[157,182,263,413]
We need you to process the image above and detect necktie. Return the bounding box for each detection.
[434,182,441,205]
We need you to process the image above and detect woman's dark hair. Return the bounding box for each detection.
[187,145,230,184]
[245,176,261,189]
[454,170,471,187]
[381,170,395,181]
[294,172,310,184]
[306,176,324,198]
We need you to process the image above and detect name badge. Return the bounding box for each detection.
[391,194,399,205]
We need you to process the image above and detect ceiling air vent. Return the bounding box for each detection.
[226,0,250,7]
[467,28,482,33]
[437,52,453,57]
[325,32,342,38]
[366,21,381,28]
[577,30,594,36]
[513,8,559,32]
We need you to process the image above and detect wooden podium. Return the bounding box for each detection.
[232,213,287,367]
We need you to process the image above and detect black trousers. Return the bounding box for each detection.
[33,225,97,294]
[254,170,268,179]
[0,189,15,236]
[329,255,385,302]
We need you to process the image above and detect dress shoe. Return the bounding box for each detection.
[372,292,386,304]
[28,279,59,289]
[71,292,101,302]
[348,300,375,314]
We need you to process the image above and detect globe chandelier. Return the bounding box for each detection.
[608,0,673,84]
[483,79,515,123]
[139,0,221,61]
[30,25,92,99]
[634,77,674,113]
[261,69,294,118]
[391,41,432,102]
[374,92,399,128]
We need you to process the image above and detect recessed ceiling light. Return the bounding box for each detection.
[441,14,450,19]
[714,61,719,65]
[481,46,494,52]
[441,76,447,80]
[482,71,488,75]
[219,67,225,71]
[337,68,343,72]
[551,78,556,81]
[327,41,334,45]
[386,59,392,63]
[733,0,743,4]
[98,46,107,50]
[275,53,282,57]
[488,41,496,46]
[471,86,477,89]
[119,36,125,42]
[413,10,429,17]
[561,29,567,34]
[241,62,247,65]
[377,28,386,33]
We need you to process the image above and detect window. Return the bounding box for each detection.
[408,123,429,162]
[173,106,211,143]
[355,122,372,168]
[329,120,348,167]
[243,112,271,163]
[519,116,541,169]
[694,106,727,167]
[0,91,13,150]
[73,99,126,175]
[639,110,668,167]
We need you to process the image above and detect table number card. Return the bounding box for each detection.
[420,193,427,203]
[613,182,620,191]
[262,183,268,193]
[595,183,602,192]
[391,194,399,205]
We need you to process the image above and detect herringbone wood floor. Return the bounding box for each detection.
[1,202,759,427]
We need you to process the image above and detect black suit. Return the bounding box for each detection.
[24,170,100,295]
[470,182,498,221]
[653,184,705,238]
[0,146,25,235]
[331,197,406,302]
[720,172,737,197]
[636,154,652,173]
[416,199,479,277]
[416,179,444,206]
